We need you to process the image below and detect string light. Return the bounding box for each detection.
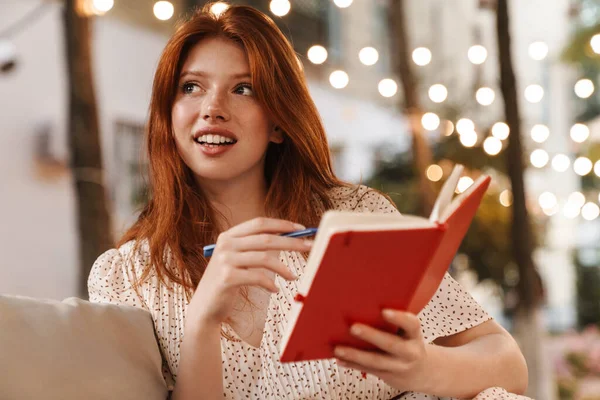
[483,137,502,155]
[456,177,474,193]
[456,118,475,135]
[333,0,353,8]
[525,84,544,103]
[543,204,559,216]
[429,84,448,103]
[575,79,595,99]
[468,45,487,65]
[358,47,378,66]
[476,87,495,106]
[595,160,600,177]
[459,130,478,147]
[443,120,455,136]
[378,79,398,97]
[422,112,440,131]
[92,0,114,14]
[529,41,548,61]
[582,203,600,221]
[269,0,290,16]
[592,34,600,54]
[574,157,593,176]
[412,47,432,66]
[539,192,557,210]
[426,164,443,182]
[307,45,327,64]
[329,70,349,89]
[153,1,174,20]
[570,123,590,143]
[500,190,513,207]
[210,2,229,16]
[492,122,510,140]
[531,124,550,143]
[530,149,549,168]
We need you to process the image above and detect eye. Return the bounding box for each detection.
[234,83,254,96]
[181,82,200,95]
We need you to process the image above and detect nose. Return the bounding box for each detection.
[202,92,230,122]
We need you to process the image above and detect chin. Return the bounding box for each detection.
[193,169,240,182]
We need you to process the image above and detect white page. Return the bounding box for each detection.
[429,164,463,223]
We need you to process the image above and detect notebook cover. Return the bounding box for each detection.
[406,175,491,313]
[279,176,491,363]
[279,227,445,363]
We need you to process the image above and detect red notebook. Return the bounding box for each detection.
[279,165,491,363]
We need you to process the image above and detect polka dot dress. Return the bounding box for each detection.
[88,186,531,399]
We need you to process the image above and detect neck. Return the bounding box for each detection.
[198,172,268,231]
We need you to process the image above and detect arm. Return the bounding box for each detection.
[426,319,528,397]
[171,319,224,400]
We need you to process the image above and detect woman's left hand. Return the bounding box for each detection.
[333,309,433,393]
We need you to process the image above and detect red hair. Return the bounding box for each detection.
[119,3,347,294]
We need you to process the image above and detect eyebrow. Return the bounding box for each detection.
[179,70,251,80]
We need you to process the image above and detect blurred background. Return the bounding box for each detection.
[2,0,600,398]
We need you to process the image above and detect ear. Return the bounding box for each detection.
[270,126,284,144]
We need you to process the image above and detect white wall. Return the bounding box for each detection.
[0,3,169,299]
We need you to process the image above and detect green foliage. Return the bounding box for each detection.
[574,251,600,328]
[561,23,600,67]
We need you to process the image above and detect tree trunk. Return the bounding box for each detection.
[495,1,548,397]
[388,0,436,217]
[64,0,113,298]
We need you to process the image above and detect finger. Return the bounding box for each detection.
[333,345,397,372]
[234,234,313,253]
[349,323,415,359]
[231,252,298,281]
[230,269,280,293]
[226,217,305,238]
[382,310,422,340]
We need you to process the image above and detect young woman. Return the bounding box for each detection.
[89,4,531,399]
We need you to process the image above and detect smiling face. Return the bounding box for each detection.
[171,36,283,186]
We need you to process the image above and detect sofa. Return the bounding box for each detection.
[0,295,168,400]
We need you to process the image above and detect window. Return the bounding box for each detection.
[112,121,149,226]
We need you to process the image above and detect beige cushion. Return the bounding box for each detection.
[0,295,168,400]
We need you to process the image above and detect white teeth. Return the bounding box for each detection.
[196,134,235,144]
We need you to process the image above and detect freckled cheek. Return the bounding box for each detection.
[171,102,197,134]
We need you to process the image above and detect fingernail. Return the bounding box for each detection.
[304,239,314,247]
[351,325,362,336]
[294,223,306,230]
[334,347,345,357]
[383,309,396,319]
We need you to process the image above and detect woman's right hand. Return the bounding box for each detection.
[187,217,313,327]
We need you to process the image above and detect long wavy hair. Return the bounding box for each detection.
[119,3,351,295]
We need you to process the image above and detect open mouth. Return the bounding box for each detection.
[194,134,238,147]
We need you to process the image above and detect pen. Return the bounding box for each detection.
[203,227,318,258]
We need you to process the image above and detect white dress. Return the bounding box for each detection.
[88,186,530,399]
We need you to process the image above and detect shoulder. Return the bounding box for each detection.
[327,184,399,214]
[87,240,152,308]
[91,240,151,278]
